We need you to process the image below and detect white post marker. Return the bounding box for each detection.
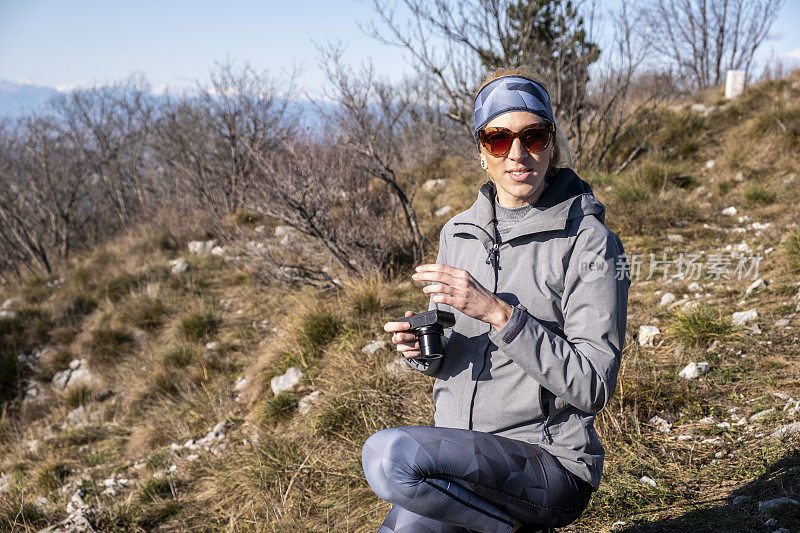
[725,70,745,99]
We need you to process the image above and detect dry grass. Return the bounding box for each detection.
[2,73,800,532]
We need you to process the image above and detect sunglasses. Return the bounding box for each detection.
[477,123,555,157]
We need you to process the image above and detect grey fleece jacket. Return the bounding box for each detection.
[407,168,630,490]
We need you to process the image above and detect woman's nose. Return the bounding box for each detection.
[507,137,527,160]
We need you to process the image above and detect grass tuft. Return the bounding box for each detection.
[179,311,218,342]
[296,308,343,355]
[784,230,800,272]
[743,184,777,205]
[668,305,739,348]
[87,327,134,366]
[260,394,298,425]
[119,295,168,331]
[34,460,70,492]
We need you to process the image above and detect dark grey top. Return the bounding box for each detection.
[494,194,534,239]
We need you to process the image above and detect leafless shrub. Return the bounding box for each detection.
[363,0,673,170]
[152,61,294,218]
[640,0,784,90]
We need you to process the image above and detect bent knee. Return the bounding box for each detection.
[362,427,425,503]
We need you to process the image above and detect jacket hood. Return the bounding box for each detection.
[453,168,605,243]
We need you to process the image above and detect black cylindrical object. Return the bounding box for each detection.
[416,324,445,359]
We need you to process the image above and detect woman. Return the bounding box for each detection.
[362,68,630,533]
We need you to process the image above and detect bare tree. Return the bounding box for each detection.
[52,76,156,227]
[575,4,674,169]
[239,134,394,285]
[0,117,94,274]
[640,0,784,90]
[152,61,294,218]
[364,0,599,140]
[316,45,427,261]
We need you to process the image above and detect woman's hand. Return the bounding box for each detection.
[412,264,513,330]
[384,310,421,359]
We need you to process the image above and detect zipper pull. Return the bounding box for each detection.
[485,242,499,266]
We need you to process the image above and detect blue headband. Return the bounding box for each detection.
[473,75,555,143]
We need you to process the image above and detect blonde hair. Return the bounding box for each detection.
[475,66,573,178]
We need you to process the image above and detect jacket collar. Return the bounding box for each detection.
[452,168,606,246]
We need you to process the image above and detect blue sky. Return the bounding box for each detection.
[1,0,799,95]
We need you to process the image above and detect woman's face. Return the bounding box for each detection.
[480,111,553,208]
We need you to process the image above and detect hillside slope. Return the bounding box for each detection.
[1,73,800,532]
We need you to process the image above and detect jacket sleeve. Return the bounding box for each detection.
[488,221,630,414]
[404,227,451,377]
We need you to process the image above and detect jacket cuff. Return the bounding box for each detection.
[490,304,528,345]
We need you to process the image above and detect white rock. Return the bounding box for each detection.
[64,406,92,429]
[667,234,684,243]
[1,297,24,311]
[611,521,627,529]
[687,282,703,292]
[254,225,266,234]
[677,435,693,442]
[66,489,88,514]
[69,358,82,370]
[648,416,672,433]
[435,206,453,217]
[757,497,800,514]
[274,225,292,238]
[234,375,248,392]
[188,240,217,255]
[0,309,15,319]
[717,422,731,428]
[734,171,745,182]
[698,416,716,425]
[423,178,446,191]
[721,206,737,216]
[682,300,701,311]
[732,308,758,325]
[659,292,676,306]
[385,358,414,378]
[170,258,189,274]
[186,453,199,462]
[298,391,322,415]
[205,341,220,351]
[640,475,657,487]
[211,245,225,256]
[679,362,709,379]
[775,318,790,328]
[270,367,303,395]
[748,324,762,335]
[362,340,389,355]
[701,437,722,444]
[745,278,766,296]
[66,367,95,390]
[211,420,227,439]
[52,369,73,390]
[704,159,716,170]
[0,473,11,492]
[638,325,661,347]
[749,408,775,421]
[770,422,800,439]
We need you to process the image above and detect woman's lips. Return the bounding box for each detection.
[506,169,531,182]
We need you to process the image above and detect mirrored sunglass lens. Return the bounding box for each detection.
[520,129,549,152]
[485,133,512,154]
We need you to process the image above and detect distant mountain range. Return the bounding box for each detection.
[0,80,60,118]
[0,80,332,124]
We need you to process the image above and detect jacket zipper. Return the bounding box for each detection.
[462,193,501,430]
[456,219,552,443]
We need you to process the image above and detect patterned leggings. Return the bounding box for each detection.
[361,426,593,533]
